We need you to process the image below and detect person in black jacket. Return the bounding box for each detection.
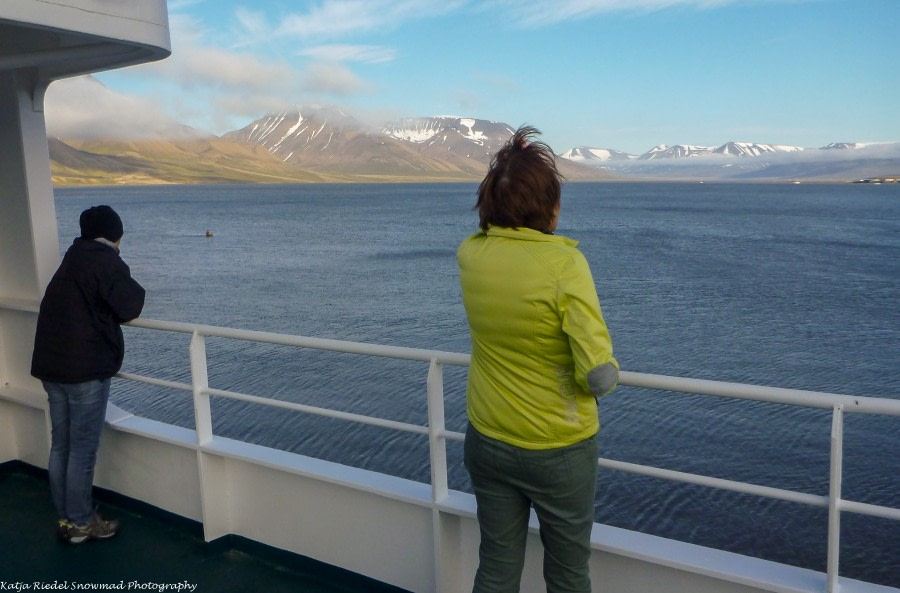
[31,205,145,544]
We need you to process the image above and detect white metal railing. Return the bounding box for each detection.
[0,300,884,591]
[113,317,900,593]
[3,297,899,590]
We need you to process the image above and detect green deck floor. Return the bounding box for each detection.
[0,461,410,592]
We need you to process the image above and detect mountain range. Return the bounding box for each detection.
[559,140,900,181]
[562,142,808,161]
[48,107,900,185]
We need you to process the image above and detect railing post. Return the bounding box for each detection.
[427,358,449,502]
[189,329,229,541]
[426,358,449,593]
[189,330,212,445]
[826,404,844,593]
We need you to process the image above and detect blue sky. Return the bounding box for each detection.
[46,0,899,155]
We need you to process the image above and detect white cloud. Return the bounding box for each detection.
[303,62,373,95]
[68,0,444,137]
[44,76,203,140]
[239,0,467,41]
[165,12,211,47]
[233,7,269,44]
[131,14,297,93]
[157,45,298,92]
[212,93,295,129]
[84,7,380,137]
[298,45,397,64]
[490,0,818,27]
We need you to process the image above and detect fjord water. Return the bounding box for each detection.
[54,182,899,586]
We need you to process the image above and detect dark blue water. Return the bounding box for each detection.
[53,182,900,586]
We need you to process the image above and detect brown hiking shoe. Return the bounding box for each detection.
[66,514,120,544]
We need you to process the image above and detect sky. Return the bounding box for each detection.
[44,0,900,155]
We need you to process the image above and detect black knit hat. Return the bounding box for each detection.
[80,205,124,242]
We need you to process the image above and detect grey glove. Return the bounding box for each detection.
[587,362,619,397]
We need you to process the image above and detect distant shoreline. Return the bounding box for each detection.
[52,178,883,189]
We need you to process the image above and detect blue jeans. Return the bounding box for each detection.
[44,379,111,526]
[464,424,598,593]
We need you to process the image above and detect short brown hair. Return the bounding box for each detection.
[475,125,563,232]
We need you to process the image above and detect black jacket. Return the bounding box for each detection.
[31,238,145,383]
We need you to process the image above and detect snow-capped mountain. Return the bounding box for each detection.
[559,147,636,162]
[225,110,515,167]
[224,110,611,180]
[639,144,716,159]
[713,142,805,157]
[224,108,473,178]
[818,142,898,151]
[379,116,610,179]
[60,103,891,184]
[822,142,860,150]
[230,109,896,182]
[634,142,805,159]
[564,142,809,162]
[560,139,900,181]
[224,107,363,164]
[383,116,515,161]
[48,101,899,184]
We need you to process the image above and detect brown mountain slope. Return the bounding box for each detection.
[49,113,616,185]
[223,112,489,180]
[225,110,616,182]
[50,137,353,185]
[49,136,494,185]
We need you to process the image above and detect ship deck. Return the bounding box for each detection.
[0,461,409,592]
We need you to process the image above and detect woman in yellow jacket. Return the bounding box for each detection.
[458,126,619,593]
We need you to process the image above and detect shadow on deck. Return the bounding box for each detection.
[0,461,410,592]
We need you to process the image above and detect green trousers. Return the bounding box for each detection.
[464,424,598,593]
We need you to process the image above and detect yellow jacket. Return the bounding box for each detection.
[458,226,618,450]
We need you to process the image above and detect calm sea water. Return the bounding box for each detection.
[53,182,899,586]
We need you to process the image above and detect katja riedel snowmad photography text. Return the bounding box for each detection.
[0,582,196,593]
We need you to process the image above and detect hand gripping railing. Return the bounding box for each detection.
[116,317,899,593]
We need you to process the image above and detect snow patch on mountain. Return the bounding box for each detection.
[272,114,305,149]
[381,116,516,162]
[457,118,489,145]
[383,116,512,148]
[560,147,636,162]
[384,118,443,143]
[639,144,716,159]
[563,142,813,164]
[713,142,804,157]
[248,113,288,144]
[821,141,899,150]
